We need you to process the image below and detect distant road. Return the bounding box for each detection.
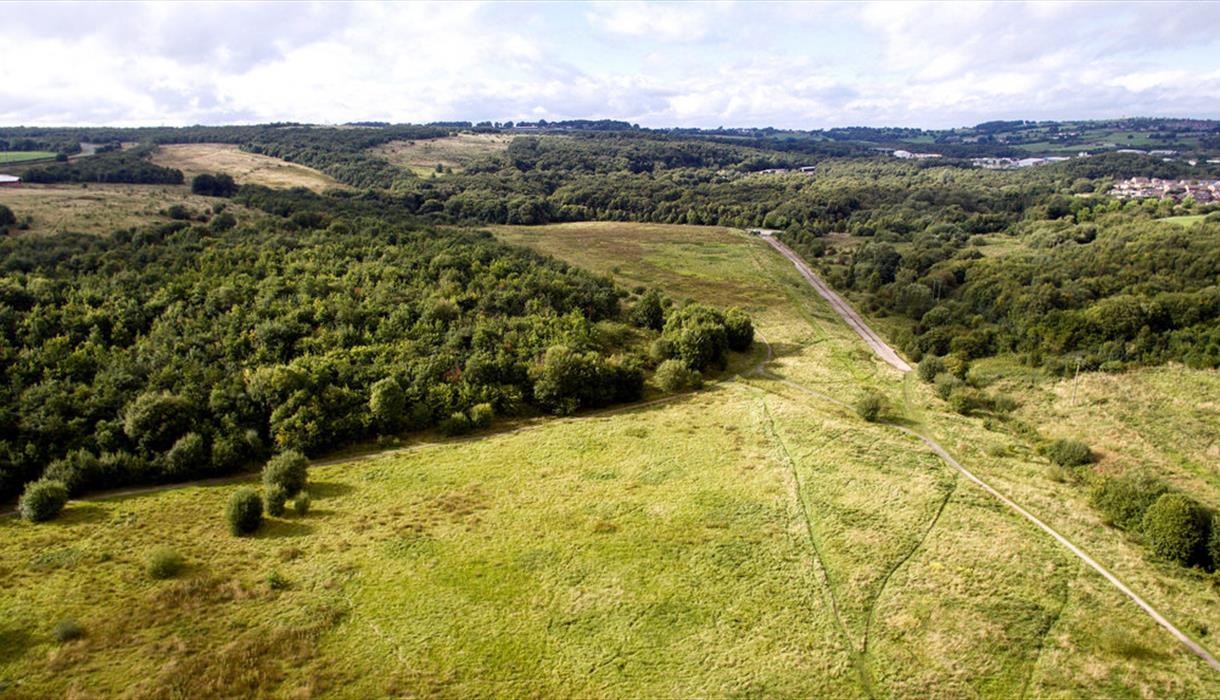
[754,230,913,372]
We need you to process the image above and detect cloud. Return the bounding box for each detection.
[0,1,1217,128]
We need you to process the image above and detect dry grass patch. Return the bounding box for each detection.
[0,183,252,236]
[373,133,513,176]
[149,143,340,192]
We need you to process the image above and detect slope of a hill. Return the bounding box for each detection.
[149,143,341,192]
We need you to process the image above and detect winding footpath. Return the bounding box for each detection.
[754,228,1220,673]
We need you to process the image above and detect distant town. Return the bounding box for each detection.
[1109,177,1220,203]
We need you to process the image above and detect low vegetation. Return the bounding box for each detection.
[226,488,263,536]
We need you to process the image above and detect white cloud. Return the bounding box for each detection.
[0,1,1217,128]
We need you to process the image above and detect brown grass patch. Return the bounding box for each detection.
[149,143,340,192]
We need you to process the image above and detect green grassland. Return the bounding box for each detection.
[2,222,1218,697]
[0,151,56,164]
[1161,214,1208,226]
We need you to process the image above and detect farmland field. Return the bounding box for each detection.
[373,133,513,176]
[0,151,57,164]
[149,143,341,192]
[3,221,1218,698]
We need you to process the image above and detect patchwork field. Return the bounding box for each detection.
[149,143,340,192]
[2,222,1217,697]
[0,183,257,236]
[373,133,513,176]
[0,151,56,164]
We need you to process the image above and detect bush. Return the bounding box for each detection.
[654,359,703,392]
[469,402,494,430]
[42,450,101,495]
[948,387,990,415]
[439,411,472,436]
[53,619,83,643]
[368,377,406,433]
[1046,439,1093,467]
[917,355,944,383]
[164,432,208,480]
[1142,493,1208,566]
[933,373,964,400]
[855,392,884,422]
[1090,472,1168,531]
[649,337,675,362]
[992,394,1018,414]
[724,308,754,352]
[631,289,665,331]
[226,488,263,536]
[293,491,311,516]
[18,479,69,522]
[264,484,288,517]
[262,450,308,496]
[145,546,184,579]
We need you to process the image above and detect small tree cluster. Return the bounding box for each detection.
[191,173,238,197]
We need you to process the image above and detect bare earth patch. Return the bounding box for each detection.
[372,133,513,176]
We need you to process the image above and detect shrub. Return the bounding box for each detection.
[469,403,494,430]
[42,449,101,495]
[948,387,990,415]
[1142,493,1208,566]
[933,373,964,400]
[992,393,1018,414]
[53,619,84,643]
[654,359,703,392]
[145,546,184,579]
[0,203,16,228]
[1090,472,1168,531]
[631,289,665,331]
[1046,439,1093,467]
[293,491,311,516]
[724,308,754,352]
[368,377,406,433]
[648,337,675,362]
[226,488,263,536]
[943,354,970,379]
[266,570,290,590]
[164,432,208,480]
[917,355,945,383]
[855,392,884,422]
[439,411,472,436]
[18,479,69,522]
[265,484,288,517]
[262,450,308,496]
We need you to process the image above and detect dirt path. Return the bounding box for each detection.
[752,232,1220,673]
[755,230,912,372]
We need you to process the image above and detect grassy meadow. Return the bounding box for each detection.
[0,183,261,237]
[1,222,1218,697]
[149,143,341,192]
[0,151,57,165]
[373,133,513,176]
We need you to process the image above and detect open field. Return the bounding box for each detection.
[0,183,257,236]
[149,143,340,192]
[373,133,513,176]
[1161,214,1208,226]
[0,151,56,164]
[2,222,1218,697]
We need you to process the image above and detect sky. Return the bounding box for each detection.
[3,0,1220,129]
